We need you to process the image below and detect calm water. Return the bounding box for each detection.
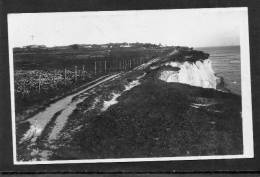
[197,46,241,95]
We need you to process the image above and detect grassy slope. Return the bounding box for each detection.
[51,69,242,160]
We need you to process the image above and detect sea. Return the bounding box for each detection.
[197,46,241,95]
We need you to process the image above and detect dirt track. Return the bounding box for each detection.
[17,73,122,160]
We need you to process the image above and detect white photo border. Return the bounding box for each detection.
[8,7,254,165]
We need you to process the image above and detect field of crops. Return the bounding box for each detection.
[14,68,95,118]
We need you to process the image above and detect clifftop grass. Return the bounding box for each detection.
[52,69,242,160]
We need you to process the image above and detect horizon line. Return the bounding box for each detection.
[13,43,240,49]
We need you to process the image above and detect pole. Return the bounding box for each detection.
[111,59,114,72]
[94,61,97,75]
[82,65,85,79]
[38,74,41,93]
[64,68,67,85]
[53,70,56,86]
[104,60,107,73]
[75,66,77,81]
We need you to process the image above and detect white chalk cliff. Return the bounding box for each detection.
[159,59,218,89]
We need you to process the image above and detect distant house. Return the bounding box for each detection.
[120,43,131,48]
[100,45,108,48]
[82,45,92,48]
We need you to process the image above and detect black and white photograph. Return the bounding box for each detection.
[7,7,253,164]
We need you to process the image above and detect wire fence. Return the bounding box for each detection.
[15,57,148,95]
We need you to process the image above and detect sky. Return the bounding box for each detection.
[8,8,248,48]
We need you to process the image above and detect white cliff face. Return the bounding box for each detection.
[159,59,218,89]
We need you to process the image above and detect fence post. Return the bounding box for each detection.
[53,70,56,86]
[110,59,114,72]
[38,74,41,93]
[117,60,119,71]
[107,60,109,72]
[23,79,26,96]
[98,61,100,74]
[64,68,67,85]
[75,66,77,81]
[104,60,107,73]
[94,61,97,75]
[82,65,85,79]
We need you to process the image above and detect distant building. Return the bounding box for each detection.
[120,43,131,48]
[82,45,92,48]
[100,45,108,48]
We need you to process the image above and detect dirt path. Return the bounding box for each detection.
[18,73,122,146]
